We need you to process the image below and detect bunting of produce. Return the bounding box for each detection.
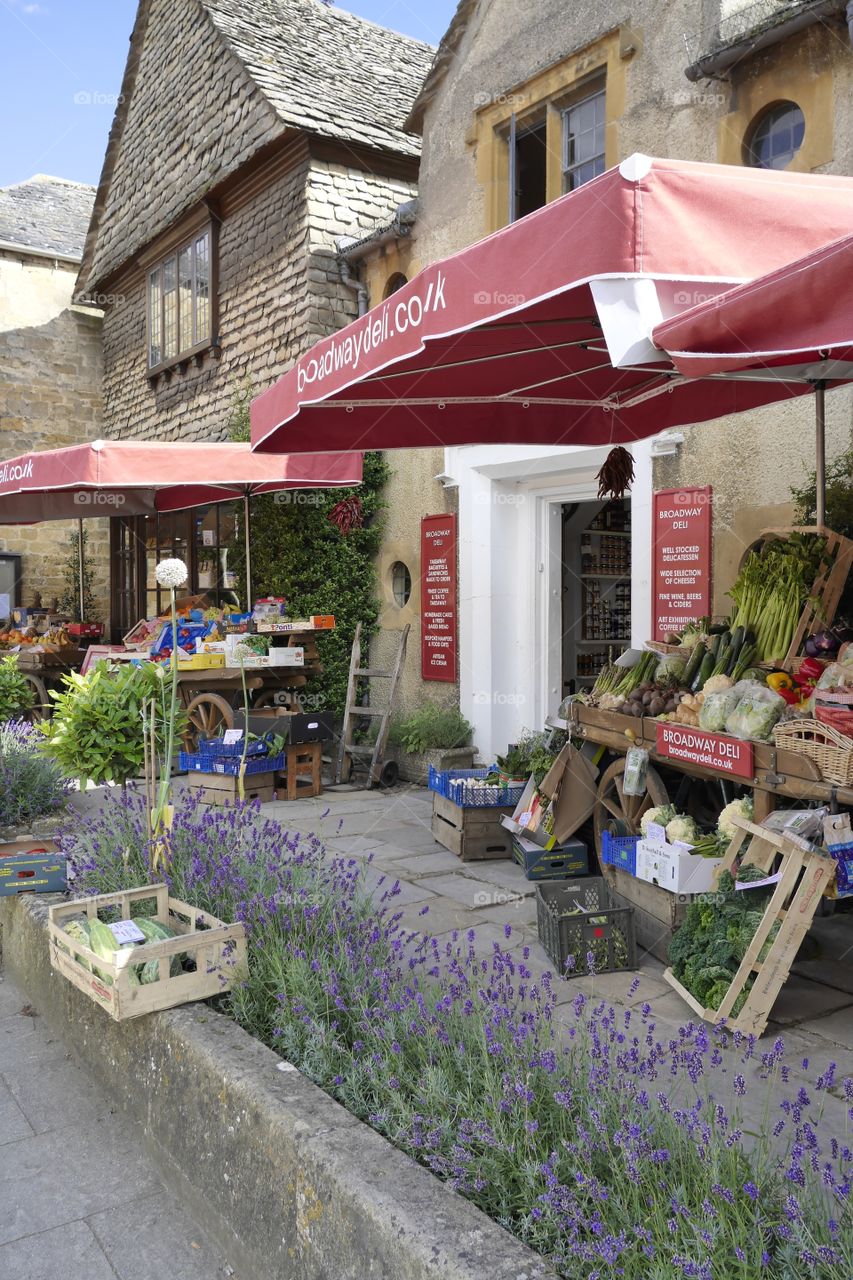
[727,533,827,664]
[327,495,363,534]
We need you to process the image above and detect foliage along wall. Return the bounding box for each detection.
[228,452,389,715]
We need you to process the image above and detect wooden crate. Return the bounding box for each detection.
[279,741,323,800]
[431,792,514,861]
[48,883,247,1022]
[663,817,836,1036]
[603,865,689,963]
[183,770,276,806]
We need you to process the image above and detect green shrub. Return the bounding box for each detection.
[0,654,34,722]
[393,703,472,753]
[227,452,389,715]
[41,661,184,788]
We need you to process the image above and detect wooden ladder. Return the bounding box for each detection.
[335,622,410,787]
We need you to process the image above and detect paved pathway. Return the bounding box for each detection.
[0,971,230,1280]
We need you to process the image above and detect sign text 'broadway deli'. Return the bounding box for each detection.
[656,722,754,779]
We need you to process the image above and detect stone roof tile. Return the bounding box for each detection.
[201,0,434,158]
[0,174,96,259]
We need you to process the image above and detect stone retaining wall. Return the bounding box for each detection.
[0,893,554,1280]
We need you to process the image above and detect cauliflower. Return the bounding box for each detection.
[717,797,754,841]
[640,804,676,837]
[665,815,700,846]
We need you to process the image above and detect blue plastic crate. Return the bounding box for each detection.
[197,734,273,760]
[179,751,284,777]
[600,830,638,876]
[428,764,525,808]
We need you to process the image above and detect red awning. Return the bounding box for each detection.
[251,155,853,454]
[0,439,362,523]
[653,232,853,378]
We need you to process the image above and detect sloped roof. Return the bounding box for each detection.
[406,0,473,133]
[0,175,96,259]
[202,0,434,158]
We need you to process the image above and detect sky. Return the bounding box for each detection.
[0,0,456,190]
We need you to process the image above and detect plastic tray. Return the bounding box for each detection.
[179,751,284,777]
[600,829,638,876]
[428,764,525,808]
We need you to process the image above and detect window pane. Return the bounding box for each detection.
[747,102,804,170]
[148,267,161,367]
[562,89,605,193]
[163,255,177,360]
[178,245,193,352]
[194,233,210,343]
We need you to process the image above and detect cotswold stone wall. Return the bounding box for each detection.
[101,152,417,444]
[0,250,107,616]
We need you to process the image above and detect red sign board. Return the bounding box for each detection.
[421,514,457,681]
[652,487,713,642]
[656,722,754,779]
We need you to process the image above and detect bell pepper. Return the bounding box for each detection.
[796,657,824,685]
[776,686,801,706]
[767,671,794,692]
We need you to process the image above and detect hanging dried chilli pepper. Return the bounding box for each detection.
[328,496,363,534]
[596,446,635,500]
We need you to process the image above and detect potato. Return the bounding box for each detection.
[649,695,665,716]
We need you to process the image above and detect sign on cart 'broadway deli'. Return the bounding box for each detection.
[656,722,754,779]
[421,514,457,681]
[652,487,712,642]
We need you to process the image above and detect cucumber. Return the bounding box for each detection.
[727,626,745,675]
[135,916,183,977]
[707,634,721,658]
[692,651,716,692]
[682,640,706,688]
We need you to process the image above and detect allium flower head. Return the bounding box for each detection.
[155,557,188,589]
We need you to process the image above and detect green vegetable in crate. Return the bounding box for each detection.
[135,916,184,981]
[653,654,686,687]
[717,796,753,840]
[86,918,140,987]
[724,686,785,741]
[640,804,676,836]
[61,918,93,970]
[665,815,699,845]
[728,533,827,663]
[681,639,706,689]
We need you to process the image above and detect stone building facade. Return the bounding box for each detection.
[76,0,432,634]
[346,0,853,752]
[0,175,106,616]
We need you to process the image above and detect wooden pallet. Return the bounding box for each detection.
[431,792,514,861]
[664,816,836,1036]
[48,884,247,1021]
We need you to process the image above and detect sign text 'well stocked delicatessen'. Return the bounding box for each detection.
[421,514,457,681]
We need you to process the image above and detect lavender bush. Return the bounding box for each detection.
[63,789,852,1278]
[0,719,69,828]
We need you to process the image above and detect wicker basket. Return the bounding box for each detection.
[772,718,853,786]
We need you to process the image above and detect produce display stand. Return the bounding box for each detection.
[12,646,88,719]
[663,817,836,1036]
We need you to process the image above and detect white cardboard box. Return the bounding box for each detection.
[636,838,722,895]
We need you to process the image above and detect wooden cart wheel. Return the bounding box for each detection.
[182,692,234,750]
[22,673,49,722]
[252,690,303,712]
[594,757,670,846]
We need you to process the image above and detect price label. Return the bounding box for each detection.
[222,728,243,744]
[108,920,146,945]
[646,822,667,842]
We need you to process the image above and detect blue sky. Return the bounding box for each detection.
[0,0,454,189]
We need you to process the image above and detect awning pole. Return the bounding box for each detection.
[243,491,252,609]
[816,381,827,529]
[77,517,85,621]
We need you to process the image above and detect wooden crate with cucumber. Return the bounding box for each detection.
[48,883,247,1021]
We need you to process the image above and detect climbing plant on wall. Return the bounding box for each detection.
[228,452,389,715]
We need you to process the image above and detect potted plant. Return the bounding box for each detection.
[386,704,475,785]
[496,729,557,785]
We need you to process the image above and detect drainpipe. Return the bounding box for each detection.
[336,252,369,318]
[685,0,847,81]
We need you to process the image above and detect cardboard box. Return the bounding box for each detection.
[635,838,722,895]
[174,652,226,670]
[0,837,66,895]
[233,709,333,744]
[500,744,598,848]
[225,633,268,661]
[255,619,313,633]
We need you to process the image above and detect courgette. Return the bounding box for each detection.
[707,634,721,658]
[682,640,706,688]
[727,626,745,675]
[692,651,716,692]
[136,916,183,977]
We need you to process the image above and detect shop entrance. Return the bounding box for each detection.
[561,498,632,697]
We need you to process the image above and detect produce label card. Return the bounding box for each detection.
[222,729,243,744]
[646,822,667,842]
[108,920,146,945]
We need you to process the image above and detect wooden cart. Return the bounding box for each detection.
[177,629,326,747]
[548,702,849,961]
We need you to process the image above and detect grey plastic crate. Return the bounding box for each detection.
[536,876,636,977]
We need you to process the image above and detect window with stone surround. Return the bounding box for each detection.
[147,225,213,371]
